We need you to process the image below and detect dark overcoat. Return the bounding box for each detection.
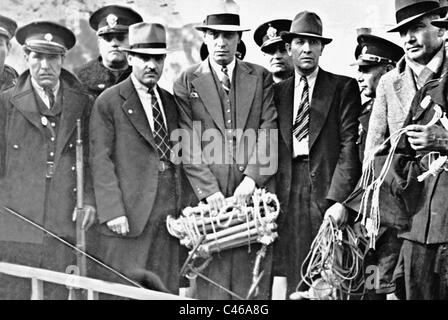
[0,69,94,244]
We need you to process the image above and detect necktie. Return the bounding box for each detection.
[44,87,55,109]
[293,76,310,142]
[221,66,231,94]
[417,67,435,89]
[149,88,171,161]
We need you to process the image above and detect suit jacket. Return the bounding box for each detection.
[365,50,448,158]
[275,69,362,217]
[89,76,183,237]
[0,69,94,243]
[173,59,278,200]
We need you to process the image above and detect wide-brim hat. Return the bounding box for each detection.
[121,22,168,55]
[89,5,143,36]
[16,21,75,55]
[253,19,292,53]
[200,40,246,60]
[388,0,448,32]
[0,15,17,40]
[280,11,332,45]
[195,13,250,32]
[351,34,404,66]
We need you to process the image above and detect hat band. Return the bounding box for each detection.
[24,40,67,54]
[396,1,440,23]
[130,43,166,49]
[205,13,241,26]
[360,53,394,64]
[97,25,129,35]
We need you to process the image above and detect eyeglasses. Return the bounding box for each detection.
[100,33,126,42]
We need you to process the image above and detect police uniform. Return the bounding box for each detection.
[0,22,94,299]
[74,5,142,99]
[0,15,18,92]
[347,34,405,298]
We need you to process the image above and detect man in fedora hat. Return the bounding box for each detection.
[90,22,182,294]
[272,11,361,298]
[173,0,278,300]
[377,14,448,299]
[0,15,18,91]
[0,21,96,299]
[74,5,142,99]
[254,19,294,83]
[365,0,448,158]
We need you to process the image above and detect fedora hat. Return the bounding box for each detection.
[280,11,332,45]
[121,22,167,55]
[195,0,250,32]
[254,19,292,53]
[16,21,75,55]
[388,0,448,32]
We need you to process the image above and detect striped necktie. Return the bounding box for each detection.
[221,65,231,94]
[293,76,310,142]
[44,87,55,109]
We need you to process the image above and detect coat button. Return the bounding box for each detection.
[71,166,75,171]
[51,122,56,127]
[239,166,244,172]
[73,188,77,192]
[69,144,73,148]
[128,109,133,114]
[311,172,316,178]
[50,137,55,142]
[13,144,18,149]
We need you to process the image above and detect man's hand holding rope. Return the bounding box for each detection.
[406,124,448,152]
[323,202,349,228]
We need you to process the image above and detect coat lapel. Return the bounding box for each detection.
[393,58,417,115]
[10,77,45,134]
[234,61,257,129]
[309,69,333,149]
[54,83,85,164]
[191,61,226,133]
[277,77,294,152]
[120,78,157,150]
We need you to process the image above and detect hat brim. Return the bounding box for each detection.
[260,37,284,53]
[280,31,332,45]
[195,24,250,32]
[350,59,380,66]
[388,6,448,32]
[121,47,168,55]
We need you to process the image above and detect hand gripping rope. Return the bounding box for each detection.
[167,189,280,299]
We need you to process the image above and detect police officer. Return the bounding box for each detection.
[253,19,294,83]
[351,34,404,163]
[0,21,96,299]
[0,15,18,91]
[74,5,142,99]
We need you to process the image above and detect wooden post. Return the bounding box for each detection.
[31,278,44,300]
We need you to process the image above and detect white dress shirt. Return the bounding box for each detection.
[31,78,60,109]
[131,74,168,132]
[293,67,319,157]
[209,56,236,85]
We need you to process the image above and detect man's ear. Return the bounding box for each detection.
[6,41,11,52]
[127,53,133,66]
[437,27,446,38]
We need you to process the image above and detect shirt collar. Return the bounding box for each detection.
[209,57,236,80]
[31,77,60,97]
[294,66,319,88]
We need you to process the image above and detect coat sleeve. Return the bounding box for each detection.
[89,95,126,224]
[364,77,389,161]
[326,78,362,203]
[244,69,278,186]
[81,95,96,208]
[173,72,221,201]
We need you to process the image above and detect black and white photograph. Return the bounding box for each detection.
[0,0,447,305]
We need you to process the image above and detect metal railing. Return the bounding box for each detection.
[0,262,187,300]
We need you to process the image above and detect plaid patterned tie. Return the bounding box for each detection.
[44,87,55,109]
[293,76,310,142]
[221,66,231,94]
[149,88,171,161]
